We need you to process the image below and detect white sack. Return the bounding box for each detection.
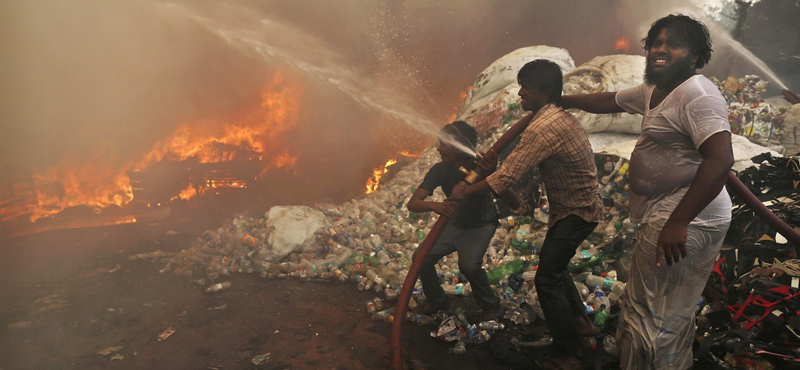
[258,206,326,262]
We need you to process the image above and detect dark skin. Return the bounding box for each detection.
[561,27,734,267]
[784,89,800,105]
[406,140,471,220]
[451,84,547,201]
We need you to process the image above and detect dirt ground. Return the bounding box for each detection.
[1,203,600,370]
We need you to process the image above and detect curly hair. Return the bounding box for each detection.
[642,14,713,69]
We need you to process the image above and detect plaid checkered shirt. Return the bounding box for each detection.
[486,103,603,226]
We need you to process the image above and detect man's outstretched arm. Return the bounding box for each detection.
[561,92,625,114]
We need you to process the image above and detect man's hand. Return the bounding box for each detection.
[451,181,468,201]
[783,89,800,105]
[656,220,688,266]
[432,200,458,219]
[475,149,499,176]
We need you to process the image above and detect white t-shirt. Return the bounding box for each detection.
[615,75,732,225]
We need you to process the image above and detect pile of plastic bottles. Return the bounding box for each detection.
[710,74,795,153]
[139,143,637,338]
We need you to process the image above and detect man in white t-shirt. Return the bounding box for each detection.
[562,14,733,370]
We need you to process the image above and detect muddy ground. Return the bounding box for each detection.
[1,201,608,370]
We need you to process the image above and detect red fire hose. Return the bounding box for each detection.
[389,116,800,369]
[726,172,800,246]
[390,113,535,370]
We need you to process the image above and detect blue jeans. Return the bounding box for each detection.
[534,215,598,353]
[413,222,499,312]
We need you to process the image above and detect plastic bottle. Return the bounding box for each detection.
[384,286,400,301]
[585,274,616,292]
[442,283,472,296]
[205,281,232,292]
[593,304,609,331]
[602,334,617,356]
[593,288,610,309]
[371,308,394,323]
[574,281,590,300]
[608,281,626,303]
[478,320,506,330]
[366,300,376,314]
[365,269,386,286]
[372,297,384,311]
[353,275,367,291]
[486,260,525,284]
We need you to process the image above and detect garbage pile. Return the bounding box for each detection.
[125,58,800,366]
[693,152,800,368]
[711,75,799,155]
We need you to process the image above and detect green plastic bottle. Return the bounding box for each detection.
[594,304,609,331]
[486,260,525,284]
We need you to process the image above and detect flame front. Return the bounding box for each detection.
[365,150,422,194]
[366,159,398,194]
[22,69,303,222]
[614,37,630,54]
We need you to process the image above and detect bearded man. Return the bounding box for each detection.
[562,14,733,370]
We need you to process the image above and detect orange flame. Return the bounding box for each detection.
[614,37,631,54]
[365,158,398,194]
[21,69,303,222]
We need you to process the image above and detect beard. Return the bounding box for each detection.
[644,54,695,88]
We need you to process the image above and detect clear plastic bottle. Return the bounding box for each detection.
[593,289,610,309]
[205,281,232,292]
[608,281,626,303]
[602,334,618,356]
[442,283,472,296]
[372,297,384,311]
[478,320,505,330]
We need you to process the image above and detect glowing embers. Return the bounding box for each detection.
[614,37,630,54]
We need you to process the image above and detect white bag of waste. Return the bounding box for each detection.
[458,45,574,126]
[564,55,645,134]
[258,206,326,262]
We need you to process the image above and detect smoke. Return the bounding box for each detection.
[1,0,794,219]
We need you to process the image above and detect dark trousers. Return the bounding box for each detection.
[534,215,598,353]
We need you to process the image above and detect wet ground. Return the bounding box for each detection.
[1,204,612,370]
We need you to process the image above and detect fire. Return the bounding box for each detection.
[364,150,421,194]
[263,150,298,174]
[28,150,134,222]
[460,85,472,101]
[366,158,398,194]
[20,69,303,222]
[614,37,631,54]
[172,185,197,202]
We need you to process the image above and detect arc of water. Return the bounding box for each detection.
[159,3,476,157]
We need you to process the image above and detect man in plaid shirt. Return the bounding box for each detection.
[453,59,602,368]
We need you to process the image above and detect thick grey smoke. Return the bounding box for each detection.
[1,0,794,219]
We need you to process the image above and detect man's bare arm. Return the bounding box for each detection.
[656,131,734,266]
[561,92,625,113]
